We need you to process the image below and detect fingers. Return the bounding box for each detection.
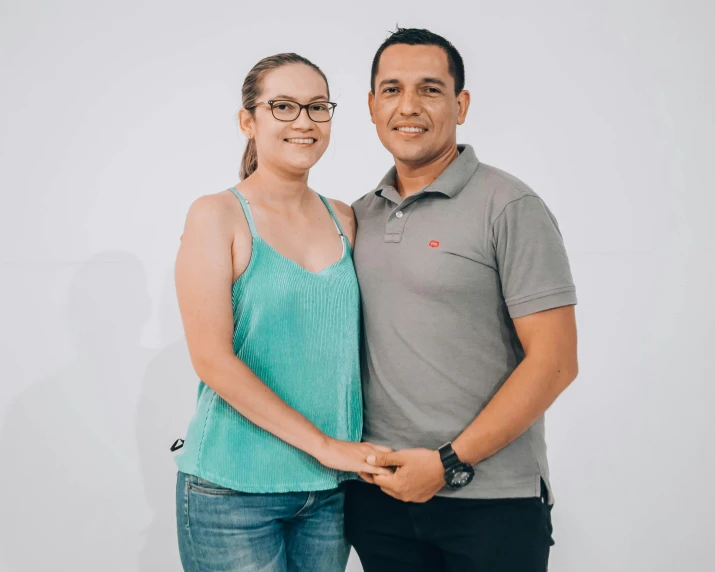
[373,474,401,499]
[359,463,393,476]
[357,471,375,484]
[366,451,401,468]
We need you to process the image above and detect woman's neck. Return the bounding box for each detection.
[243,165,311,211]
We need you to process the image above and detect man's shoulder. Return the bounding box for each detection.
[351,190,380,218]
[466,161,543,220]
[469,162,539,200]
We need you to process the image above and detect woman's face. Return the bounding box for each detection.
[246,64,332,177]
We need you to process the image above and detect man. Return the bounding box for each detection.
[344,28,578,572]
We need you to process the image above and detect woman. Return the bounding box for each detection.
[173,53,389,571]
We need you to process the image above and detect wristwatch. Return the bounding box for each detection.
[438,442,474,488]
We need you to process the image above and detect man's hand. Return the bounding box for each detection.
[365,448,446,503]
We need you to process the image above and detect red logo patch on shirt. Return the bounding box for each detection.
[429,240,440,248]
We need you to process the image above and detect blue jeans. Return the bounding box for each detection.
[176,471,350,572]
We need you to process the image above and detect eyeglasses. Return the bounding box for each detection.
[251,100,337,123]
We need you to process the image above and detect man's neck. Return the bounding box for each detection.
[394,144,460,198]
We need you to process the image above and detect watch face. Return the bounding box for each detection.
[446,464,474,488]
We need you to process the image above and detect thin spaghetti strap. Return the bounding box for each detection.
[318,195,346,237]
[229,187,258,238]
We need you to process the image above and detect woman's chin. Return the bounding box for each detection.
[283,151,325,172]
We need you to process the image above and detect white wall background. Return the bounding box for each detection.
[1,0,713,570]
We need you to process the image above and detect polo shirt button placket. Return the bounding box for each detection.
[384,206,409,243]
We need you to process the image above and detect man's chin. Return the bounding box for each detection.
[390,148,434,167]
[378,133,436,166]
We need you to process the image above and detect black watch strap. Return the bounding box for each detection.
[438,442,461,470]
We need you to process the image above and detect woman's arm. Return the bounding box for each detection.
[175,194,389,475]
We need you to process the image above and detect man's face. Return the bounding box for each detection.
[369,44,469,167]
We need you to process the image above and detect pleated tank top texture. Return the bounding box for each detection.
[175,187,363,492]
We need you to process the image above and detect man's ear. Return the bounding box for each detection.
[367,91,376,125]
[456,90,471,125]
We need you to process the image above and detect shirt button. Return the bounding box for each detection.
[395,211,404,218]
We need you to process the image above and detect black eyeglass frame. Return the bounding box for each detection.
[250,99,337,123]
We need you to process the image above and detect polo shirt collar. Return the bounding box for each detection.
[374,144,480,201]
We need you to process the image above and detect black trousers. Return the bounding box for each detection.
[344,480,554,572]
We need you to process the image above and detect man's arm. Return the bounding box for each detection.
[451,305,577,464]
[369,305,578,502]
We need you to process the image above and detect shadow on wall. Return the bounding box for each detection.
[0,251,361,570]
[136,267,196,572]
[0,251,155,572]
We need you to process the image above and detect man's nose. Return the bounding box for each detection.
[397,90,421,115]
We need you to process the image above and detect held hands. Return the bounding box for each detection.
[358,448,446,503]
[316,438,394,477]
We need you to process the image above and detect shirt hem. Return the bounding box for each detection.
[432,474,546,501]
[507,288,577,319]
[177,463,351,494]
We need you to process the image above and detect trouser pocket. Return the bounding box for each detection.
[187,474,240,496]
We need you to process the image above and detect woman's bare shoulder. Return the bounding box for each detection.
[325,197,356,245]
[182,189,245,239]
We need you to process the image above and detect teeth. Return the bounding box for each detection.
[396,127,426,133]
[286,138,315,144]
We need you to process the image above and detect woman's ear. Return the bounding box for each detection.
[238,108,254,138]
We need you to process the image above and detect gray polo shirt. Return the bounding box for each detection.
[352,144,577,500]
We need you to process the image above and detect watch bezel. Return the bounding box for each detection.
[445,463,475,488]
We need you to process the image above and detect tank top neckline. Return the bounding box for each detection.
[229,186,350,277]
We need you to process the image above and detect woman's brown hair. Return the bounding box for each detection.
[239,53,330,180]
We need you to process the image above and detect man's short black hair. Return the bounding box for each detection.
[370,27,465,94]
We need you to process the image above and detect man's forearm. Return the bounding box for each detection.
[451,355,577,466]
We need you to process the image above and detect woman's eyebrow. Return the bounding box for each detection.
[272,94,330,102]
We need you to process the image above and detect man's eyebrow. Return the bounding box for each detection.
[377,78,448,88]
[421,77,448,87]
[272,94,330,102]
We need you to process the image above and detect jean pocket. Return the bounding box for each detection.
[188,475,240,496]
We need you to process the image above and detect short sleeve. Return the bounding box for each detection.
[492,195,577,318]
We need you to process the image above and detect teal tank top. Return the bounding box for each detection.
[175,188,363,492]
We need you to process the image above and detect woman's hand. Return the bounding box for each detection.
[315,439,393,476]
